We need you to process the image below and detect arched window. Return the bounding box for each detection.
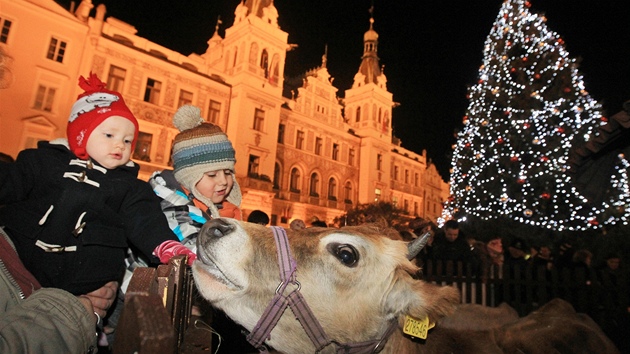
[290,168,301,192]
[309,172,319,197]
[232,46,238,68]
[328,178,337,200]
[355,106,361,122]
[260,49,269,78]
[269,53,280,85]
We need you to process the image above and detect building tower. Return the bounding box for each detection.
[344,9,396,205]
[203,0,290,214]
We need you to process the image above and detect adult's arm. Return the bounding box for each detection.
[0,288,97,353]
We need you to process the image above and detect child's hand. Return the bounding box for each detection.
[153,240,197,266]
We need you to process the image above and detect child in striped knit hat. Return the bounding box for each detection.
[149,105,242,253]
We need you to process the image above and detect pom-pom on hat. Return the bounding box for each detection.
[67,72,138,159]
[171,105,241,216]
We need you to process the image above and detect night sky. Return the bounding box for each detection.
[55,0,630,180]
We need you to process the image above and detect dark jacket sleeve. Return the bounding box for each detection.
[124,180,179,262]
[0,149,38,204]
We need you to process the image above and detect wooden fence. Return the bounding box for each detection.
[419,260,620,318]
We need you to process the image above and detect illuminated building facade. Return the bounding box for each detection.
[0,0,448,226]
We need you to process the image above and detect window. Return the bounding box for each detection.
[178,89,193,107]
[260,49,269,78]
[144,78,161,104]
[269,54,280,85]
[290,168,301,192]
[277,124,285,144]
[414,173,419,187]
[315,137,322,155]
[46,37,67,63]
[309,173,319,197]
[348,148,355,166]
[33,85,56,112]
[376,154,382,170]
[273,163,281,189]
[106,65,126,92]
[404,200,409,212]
[355,106,361,122]
[133,132,152,162]
[249,43,259,65]
[208,100,221,123]
[0,18,12,44]
[296,130,304,150]
[253,108,265,131]
[327,178,337,200]
[375,188,381,202]
[405,170,410,184]
[332,143,339,161]
[248,154,260,176]
[394,166,399,180]
[414,202,419,216]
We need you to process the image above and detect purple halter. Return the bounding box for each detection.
[245,226,398,353]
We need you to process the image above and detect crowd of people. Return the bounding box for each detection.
[406,217,629,351]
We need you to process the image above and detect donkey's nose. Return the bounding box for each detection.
[201,218,236,239]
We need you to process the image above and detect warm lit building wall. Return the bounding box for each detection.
[0,0,89,157]
[0,0,449,226]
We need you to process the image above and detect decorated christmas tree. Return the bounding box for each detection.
[441,0,630,231]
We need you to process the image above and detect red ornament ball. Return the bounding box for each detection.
[510,67,516,73]
[534,73,541,79]
[497,137,504,144]
[541,192,551,200]
[563,87,571,93]
[557,127,565,133]
[510,156,519,162]
[601,116,608,123]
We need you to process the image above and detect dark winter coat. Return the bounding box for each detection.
[0,140,177,295]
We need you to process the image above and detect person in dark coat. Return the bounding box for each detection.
[0,73,193,296]
[432,220,478,273]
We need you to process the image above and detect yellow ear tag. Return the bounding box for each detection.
[403,315,434,339]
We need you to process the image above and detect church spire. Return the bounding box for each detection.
[355,5,382,85]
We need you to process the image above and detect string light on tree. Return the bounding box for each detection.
[439,0,630,231]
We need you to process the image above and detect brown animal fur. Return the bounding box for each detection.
[193,219,618,354]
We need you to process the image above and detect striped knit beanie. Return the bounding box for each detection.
[171,105,241,216]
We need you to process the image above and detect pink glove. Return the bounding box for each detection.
[153,240,197,266]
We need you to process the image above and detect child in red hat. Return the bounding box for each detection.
[0,73,194,297]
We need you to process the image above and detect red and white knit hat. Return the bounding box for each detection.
[67,72,138,159]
